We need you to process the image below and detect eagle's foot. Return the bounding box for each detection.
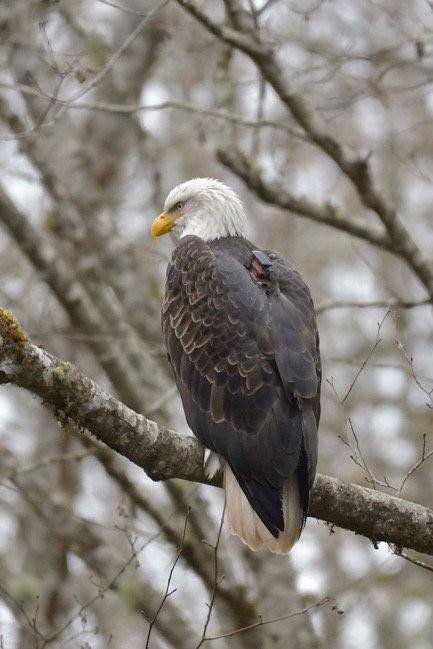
[203,448,222,480]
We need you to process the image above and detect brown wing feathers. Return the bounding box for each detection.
[162,235,320,538]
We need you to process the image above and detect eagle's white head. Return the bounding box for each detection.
[151,178,248,241]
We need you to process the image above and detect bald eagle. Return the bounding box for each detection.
[151,178,320,553]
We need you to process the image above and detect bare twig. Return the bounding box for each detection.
[145,510,190,649]
[394,547,433,574]
[256,0,281,16]
[196,501,226,648]
[0,582,46,644]
[96,0,150,15]
[336,416,393,490]
[399,434,433,495]
[395,334,433,409]
[348,418,378,490]
[203,597,331,642]
[327,310,392,488]
[316,297,431,314]
[251,73,266,157]
[341,309,390,402]
[0,81,305,141]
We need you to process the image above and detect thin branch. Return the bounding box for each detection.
[2,311,433,555]
[203,598,331,642]
[96,0,150,15]
[256,0,282,16]
[394,547,433,574]
[348,418,378,490]
[341,309,389,402]
[0,81,305,141]
[251,72,266,157]
[145,510,190,649]
[332,401,392,490]
[399,433,433,495]
[395,334,433,409]
[316,297,431,314]
[196,501,226,649]
[0,582,46,644]
[173,0,266,56]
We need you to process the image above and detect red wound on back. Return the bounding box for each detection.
[249,250,272,284]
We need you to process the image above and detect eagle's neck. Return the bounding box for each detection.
[179,202,248,241]
[180,217,238,240]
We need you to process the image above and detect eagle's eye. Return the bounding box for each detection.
[176,202,183,210]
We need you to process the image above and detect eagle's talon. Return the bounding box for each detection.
[203,449,222,480]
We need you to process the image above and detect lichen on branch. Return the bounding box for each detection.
[0,307,28,347]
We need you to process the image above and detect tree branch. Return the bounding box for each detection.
[316,297,431,314]
[218,149,395,254]
[0,81,305,141]
[175,0,433,300]
[1,309,433,556]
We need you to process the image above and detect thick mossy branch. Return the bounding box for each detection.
[1,310,433,555]
[0,307,28,347]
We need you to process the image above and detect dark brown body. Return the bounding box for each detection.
[162,235,321,537]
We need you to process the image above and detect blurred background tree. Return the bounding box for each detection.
[0,1,432,647]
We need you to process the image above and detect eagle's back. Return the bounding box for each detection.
[162,235,320,550]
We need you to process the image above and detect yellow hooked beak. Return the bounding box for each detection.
[151,211,177,238]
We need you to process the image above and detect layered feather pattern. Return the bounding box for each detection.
[162,235,321,552]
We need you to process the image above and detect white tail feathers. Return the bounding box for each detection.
[224,465,302,554]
